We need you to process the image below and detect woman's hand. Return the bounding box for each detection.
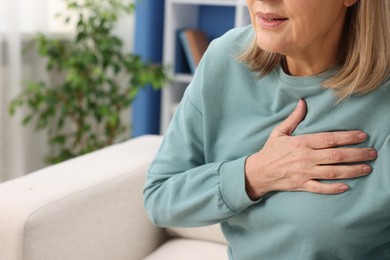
[245,99,377,200]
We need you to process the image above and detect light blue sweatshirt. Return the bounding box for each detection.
[144,26,390,259]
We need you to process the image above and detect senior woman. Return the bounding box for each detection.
[144,0,390,259]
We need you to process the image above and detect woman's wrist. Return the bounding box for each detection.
[244,154,268,200]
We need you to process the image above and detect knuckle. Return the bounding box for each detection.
[290,182,302,190]
[324,133,337,146]
[331,150,344,162]
[287,178,303,191]
[327,168,337,179]
[291,137,305,149]
[271,125,281,134]
[309,185,321,193]
[290,183,303,192]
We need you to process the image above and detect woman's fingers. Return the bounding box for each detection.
[273,99,369,149]
[245,99,378,198]
[301,180,350,194]
[315,147,377,164]
[312,164,372,180]
[271,99,307,137]
[302,131,369,149]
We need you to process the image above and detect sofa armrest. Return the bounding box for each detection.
[0,135,167,260]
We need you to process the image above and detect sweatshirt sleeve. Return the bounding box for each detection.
[143,36,261,228]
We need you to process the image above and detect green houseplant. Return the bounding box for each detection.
[9,0,167,164]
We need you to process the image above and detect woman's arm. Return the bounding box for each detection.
[144,93,257,227]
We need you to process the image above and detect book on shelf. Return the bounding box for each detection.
[179,28,209,74]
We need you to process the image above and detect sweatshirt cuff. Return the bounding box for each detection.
[219,156,262,212]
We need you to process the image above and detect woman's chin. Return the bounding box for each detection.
[256,37,283,52]
[256,42,284,54]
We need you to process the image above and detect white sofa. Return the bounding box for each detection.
[0,135,228,260]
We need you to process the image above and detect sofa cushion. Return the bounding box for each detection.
[166,224,228,245]
[0,135,166,260]
[143,238,228,260]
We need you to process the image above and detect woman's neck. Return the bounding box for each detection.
[284,54,338,77]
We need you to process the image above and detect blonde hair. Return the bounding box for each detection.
[240,0,390,100]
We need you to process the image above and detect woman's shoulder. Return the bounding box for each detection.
[214,25,254,44]
[380,76,390,89]
[197,25,255,80]
[184,26,255,109]
[206,25,254,60]
[370,76,390,98]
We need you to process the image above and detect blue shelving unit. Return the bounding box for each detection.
[199,6,236,40]
[175,6,236,74]
[132,0,164,137]
[133,1,238,136]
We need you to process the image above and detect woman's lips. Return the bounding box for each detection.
[256,12,288,30]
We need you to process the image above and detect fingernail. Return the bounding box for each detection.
[297,99,304,108]
[358,132,367,140]
[370,150,378,159]
[339,185,349,192]
[363,166,372,174]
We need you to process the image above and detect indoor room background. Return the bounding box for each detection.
[0,0,135,181]
[0,0,245,182]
